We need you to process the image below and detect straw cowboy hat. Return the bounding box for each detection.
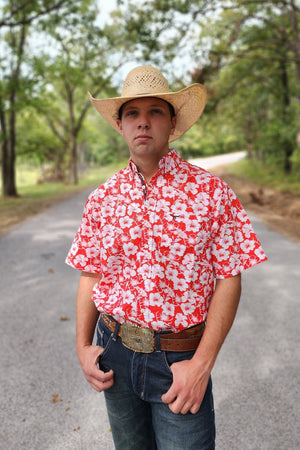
[88,65,207,142]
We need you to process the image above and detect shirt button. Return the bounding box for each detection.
[142,275,147,280]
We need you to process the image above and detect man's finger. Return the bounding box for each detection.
[161,384,178,404]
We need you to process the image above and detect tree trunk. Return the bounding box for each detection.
[280,57,293,174]
[68,136,78,185]
[289,1,300,153]
[1,21,27,197]
[1,94,18,197]
[66,86,78,184]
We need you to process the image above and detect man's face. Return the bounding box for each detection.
[116,97,176,163]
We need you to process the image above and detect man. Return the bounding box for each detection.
[66,65,267,449]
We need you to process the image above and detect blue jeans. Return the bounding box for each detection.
[96,319,215,450]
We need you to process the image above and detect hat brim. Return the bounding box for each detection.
[88,84,207,143]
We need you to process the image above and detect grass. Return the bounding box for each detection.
[227,158,300,196]
[1,156,299,235]
[0,163,125,234]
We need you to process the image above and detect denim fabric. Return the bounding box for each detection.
[97,319,215,450]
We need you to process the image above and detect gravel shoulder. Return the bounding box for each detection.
[212,166,300,245]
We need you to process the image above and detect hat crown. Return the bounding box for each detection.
[121,65,170,97]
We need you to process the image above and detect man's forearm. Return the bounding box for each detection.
[76,272,101,351]
[161,274,242,414]
[193,273,242,372]
[75,271,114,391]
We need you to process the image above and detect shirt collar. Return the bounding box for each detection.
[128,148,180,178]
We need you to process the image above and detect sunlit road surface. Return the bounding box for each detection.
[189,150,246,170]
[0,151,299,449]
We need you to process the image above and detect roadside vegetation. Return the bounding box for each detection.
[1,0,299,209]
[228,159,300,196]
[0,163,125,233]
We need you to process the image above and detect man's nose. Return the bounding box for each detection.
[138,113,150,129]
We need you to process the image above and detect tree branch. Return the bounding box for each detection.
[0,0,69,28]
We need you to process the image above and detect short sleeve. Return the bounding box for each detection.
[65,191,101,273]
[210,180,267,279]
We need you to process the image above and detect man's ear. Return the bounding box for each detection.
[116,119,123,134]
[170,116,177,136]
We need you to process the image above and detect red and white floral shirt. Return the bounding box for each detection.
[66,149,267,332]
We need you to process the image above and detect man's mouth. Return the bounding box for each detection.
[135,134,152,142]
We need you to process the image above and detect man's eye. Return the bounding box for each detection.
[152,109,163,114]
[125,110,137,117]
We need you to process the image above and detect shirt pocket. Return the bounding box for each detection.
[158,210,210,265]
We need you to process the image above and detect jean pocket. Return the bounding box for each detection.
[162,349,196,375]
[96,320,114,372]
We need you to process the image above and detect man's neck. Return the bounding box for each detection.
[134,160,159,184]
[131,150,170,183]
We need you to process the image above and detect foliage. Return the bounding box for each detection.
[1,0,300,198]
[116,0,300,174]
[228,158,300,195]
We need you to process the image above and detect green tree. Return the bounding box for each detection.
[0,0,69,197]
[31,0,135,184]
[115,0,300,173]
[33,2,105,183]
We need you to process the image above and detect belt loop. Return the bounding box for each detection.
[155,333,161,352]
[112,322,120,341]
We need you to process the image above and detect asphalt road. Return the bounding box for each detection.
[0,156,299,450]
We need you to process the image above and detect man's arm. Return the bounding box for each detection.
[76,271,114,392]
[161,273,241,414]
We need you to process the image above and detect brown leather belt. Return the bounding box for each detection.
[100,313,205,353]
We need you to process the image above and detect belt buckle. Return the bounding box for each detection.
[121,323,155,353]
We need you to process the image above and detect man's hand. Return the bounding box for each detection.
[77,344,114,392]
[162,274,242,415]
[76,272,114,392]
[161,358,210,415]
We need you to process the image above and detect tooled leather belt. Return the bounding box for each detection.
[100,313,205,353]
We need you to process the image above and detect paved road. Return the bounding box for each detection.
[0,155,299,449]
[190,150,247,170]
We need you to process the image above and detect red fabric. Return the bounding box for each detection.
[66,150,267,331]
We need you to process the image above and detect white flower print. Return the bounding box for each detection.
[242,222,254,238]
[124,242,138,256]
[170,243,187,258]
[102,204,114,218]
[175,173,188,184]
[184,182,198,195]
[162,302,175,318]
[66,149,266,331]
[103,235,115,249]
[130,226,142,240]
[73,254,88,266]
[165,266,179,280]
[86,247,99,259]
[172,202,187,216]
[120,183,131,194]
[142,308,155,323]
[128,203,141,215]
[162,186,175,198]
[149,293,163,306]
[241,239,255,253]
[123,291,135,304]
[116,204,127,217]
[160,233,172,248]
[175,313,189,329]
[185,219,199,233]
[180,302,196,315]
[222,234,234,249]
[255,247,266,259]
[120,216,133,229]
[237,210,248,223]
[173,277,189,291]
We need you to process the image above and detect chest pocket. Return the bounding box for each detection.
[158,204,210,264]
